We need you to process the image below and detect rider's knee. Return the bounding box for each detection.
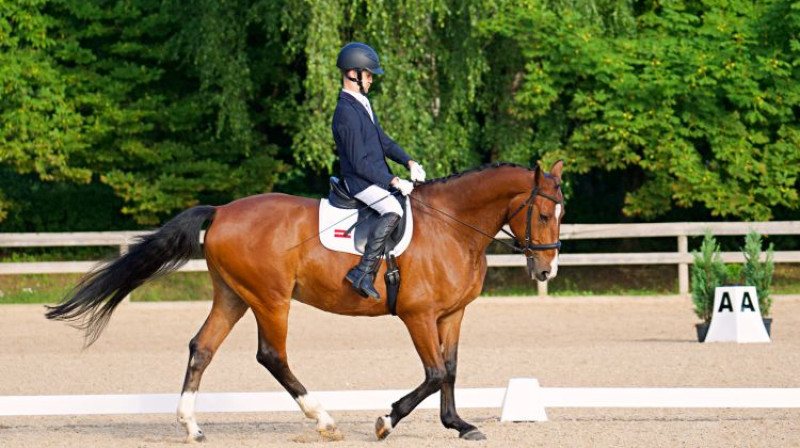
[382,198,403,217]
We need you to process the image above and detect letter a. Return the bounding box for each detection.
[741,292,756,312]
[718,292,733,312]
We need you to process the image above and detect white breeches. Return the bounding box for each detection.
[354,185,403,217]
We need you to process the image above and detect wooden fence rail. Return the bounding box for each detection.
[2,222,799,297]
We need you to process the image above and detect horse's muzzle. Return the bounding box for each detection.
[527,254,558,282]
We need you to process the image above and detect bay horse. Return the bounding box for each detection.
[45,161,564,442]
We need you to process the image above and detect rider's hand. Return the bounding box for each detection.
[409,162,426,183]
[394,178,414,196]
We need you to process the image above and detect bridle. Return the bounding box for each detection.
[406,172,563,278]
[499,176,563,276]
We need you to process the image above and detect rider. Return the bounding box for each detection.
[332,42,426,300]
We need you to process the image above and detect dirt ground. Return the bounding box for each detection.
[1,296,799,447]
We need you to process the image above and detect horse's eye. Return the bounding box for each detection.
[539,214,550,223]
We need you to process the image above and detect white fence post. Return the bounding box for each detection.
[537,280,548,297]
[677,235,689,296]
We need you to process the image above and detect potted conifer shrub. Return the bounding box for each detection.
[690,231,727,342]
[742,230,775,335]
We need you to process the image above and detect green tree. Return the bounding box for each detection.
[2,0,799,229]
[477,0,800,220]
[1,0,286,225]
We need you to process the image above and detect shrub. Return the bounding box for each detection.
[691,231,727,323]
[742,230,775,317]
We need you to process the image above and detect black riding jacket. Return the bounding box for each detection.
[332,91,412,195]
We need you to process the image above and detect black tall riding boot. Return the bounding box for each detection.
[345,212,401,299]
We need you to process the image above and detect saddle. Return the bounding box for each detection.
[319,177,413,315]
[327,177,409,253]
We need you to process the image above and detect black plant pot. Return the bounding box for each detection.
[695,318,773,342]
[763,317,772,337]
[695,323,710,343]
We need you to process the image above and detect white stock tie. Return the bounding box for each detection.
[364,100,374,123]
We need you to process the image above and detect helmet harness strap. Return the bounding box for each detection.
[345,69,367,96]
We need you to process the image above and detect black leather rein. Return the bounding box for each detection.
[408,180,563,259]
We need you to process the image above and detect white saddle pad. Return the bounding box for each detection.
[318,199,413,256]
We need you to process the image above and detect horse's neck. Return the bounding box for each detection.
[420,167,533,251]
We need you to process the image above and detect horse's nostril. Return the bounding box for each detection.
[539,271,550,279]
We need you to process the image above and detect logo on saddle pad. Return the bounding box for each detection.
[318,199,413,256]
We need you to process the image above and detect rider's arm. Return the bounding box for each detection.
[377,125,413,168]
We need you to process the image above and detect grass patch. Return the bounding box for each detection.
[2,264,799,305]
[0,273,83,305]
[135,273,212,302]
[773,264,800,294]
[481,265,678,297]
[0,272,212,305]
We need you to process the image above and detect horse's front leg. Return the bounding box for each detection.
[438,309,485,440]
[375,315,446,440]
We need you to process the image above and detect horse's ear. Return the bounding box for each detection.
[534,164,545,184]
[549,160,564,178]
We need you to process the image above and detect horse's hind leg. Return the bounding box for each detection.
[177,273,248,442]
[252,302,342,441]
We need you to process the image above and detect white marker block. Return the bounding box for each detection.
[500,378,548,422]
[705,286,770,343]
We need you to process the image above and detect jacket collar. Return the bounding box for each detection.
[339,91,378,124]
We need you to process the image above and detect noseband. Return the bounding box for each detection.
[501,180,563,276]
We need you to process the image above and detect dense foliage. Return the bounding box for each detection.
[2,0,799,230]
[742,229,775,316]
[690,231,727,322]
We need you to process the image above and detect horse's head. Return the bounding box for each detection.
[506,160,564,282]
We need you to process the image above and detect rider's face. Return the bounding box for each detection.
[347,70,373,93]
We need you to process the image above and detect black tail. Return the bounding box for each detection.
[45,205,217,346]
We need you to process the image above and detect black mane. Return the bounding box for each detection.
[422,162,536,185]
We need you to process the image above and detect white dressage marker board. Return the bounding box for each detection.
[501,378,548,422]
[705,286,771,343]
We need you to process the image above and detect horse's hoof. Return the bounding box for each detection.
[460,429,486,441]
[186,432,206,443]
[318,424,344,441]
[375,415,392,440]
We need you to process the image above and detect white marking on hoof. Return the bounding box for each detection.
[375,415,392,440]
[296,394,339,437]
[177,392,204,442]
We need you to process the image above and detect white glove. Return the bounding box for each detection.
[409,163,426,183]
[394,178,414,196]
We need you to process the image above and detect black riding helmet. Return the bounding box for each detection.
[337,42,383,95]
[336,42,384,75]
